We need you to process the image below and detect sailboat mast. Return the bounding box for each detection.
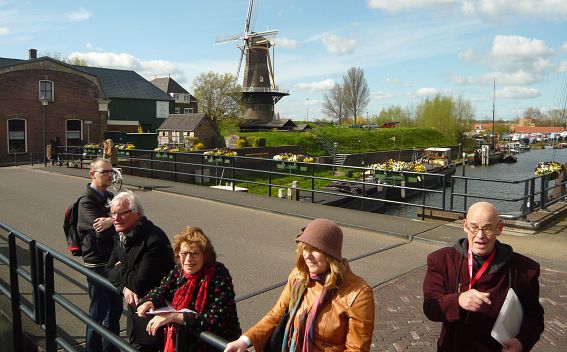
[492,78,496,150]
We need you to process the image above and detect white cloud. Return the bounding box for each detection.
[85,43,104,52]
[372,91,394,100]
[462,0,567,21]
[275,37,298,49]
[68,51,187,83]
[321,34,357,55]
[458,49,475,63]
[416,87,439,96]
[67,8,92,22]
[453,70,537,85]
[385,78,411,87]
[559,61,567,72]
[368,0,454,13]
[0,26,8,35]
[562,42,567,52]
[496,86,540,99]
[489,35,555,71]
[295,79,335,91]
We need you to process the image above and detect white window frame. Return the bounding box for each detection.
[7,118,27,153]
[39,80,54,101]
[65,119,83,146]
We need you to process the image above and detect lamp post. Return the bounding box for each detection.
[40,97,49,166]
[306,97,309,122]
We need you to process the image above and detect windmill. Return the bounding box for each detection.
[215,0,288,122]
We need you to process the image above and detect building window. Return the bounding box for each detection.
[66,119,82,146]
[184,108,193,114]
[175,107,180,114]
[259,76,264,83]
[39,80,54,101]
[7,119,27,153]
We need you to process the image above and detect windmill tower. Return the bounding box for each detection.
[215,0,289,122]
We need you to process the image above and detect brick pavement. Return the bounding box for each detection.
[372,266,567,351]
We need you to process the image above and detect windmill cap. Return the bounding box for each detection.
[296,218,343,260]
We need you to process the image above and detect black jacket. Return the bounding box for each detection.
[77,184,116,267]
[106,216,175,345]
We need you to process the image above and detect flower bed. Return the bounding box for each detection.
[534,161,565,177]
[369,159,426,173]
[272,153,314,163]
[203,148,237,163]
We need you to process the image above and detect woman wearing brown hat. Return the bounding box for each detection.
[224,218,375,352]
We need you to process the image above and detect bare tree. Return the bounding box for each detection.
[193,71,242,122]
[343,67,370,125]
[322,83,346,125]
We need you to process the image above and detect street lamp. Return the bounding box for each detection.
[40,97,49,166]
[306,97,309,122]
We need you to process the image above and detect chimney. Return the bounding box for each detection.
[29,48,37,60]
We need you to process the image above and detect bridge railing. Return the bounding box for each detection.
[55,147,566,220]
[0,221,228,352]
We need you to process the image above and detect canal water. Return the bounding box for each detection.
[384,148,567,218]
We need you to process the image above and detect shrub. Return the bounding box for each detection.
[256,137,266,147]
[194,143,205,151]
[237,139,248,148]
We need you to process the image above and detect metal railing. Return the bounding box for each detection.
[0,221,228,352]
[55,147,566,221]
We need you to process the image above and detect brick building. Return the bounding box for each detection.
[0,49,174,161]
[151,76,198,114]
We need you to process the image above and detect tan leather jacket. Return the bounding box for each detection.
[245,268,375,351]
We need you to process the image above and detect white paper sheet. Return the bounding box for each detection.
[491,288,524,345]
[145,305,196,315]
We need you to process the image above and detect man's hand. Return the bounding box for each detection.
[93,216,113,233]
[502,337,523,352]
[458,289,491,312]
[123,287,139,306]
[137,301,155,318]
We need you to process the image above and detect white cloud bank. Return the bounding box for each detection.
[368,0,454,13]
[67,8,92,22]
[416,87,439,96]
[321,34,357,55]
[0,26,8,35]
[295,78,335,91]
[462,0,567,20]
[275,37,298,49]
[496,86,540,99]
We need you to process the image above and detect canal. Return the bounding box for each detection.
[384,148,567,218]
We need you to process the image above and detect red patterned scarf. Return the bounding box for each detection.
[164,263,216,352]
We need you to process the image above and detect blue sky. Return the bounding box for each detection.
[1,0,566,121]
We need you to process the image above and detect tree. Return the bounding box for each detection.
[193,71,242,122]
[342,67,370,125]
[40,51,88,66]
[414,95,473,144]
[375,105,414,127]
[321,83,347,125]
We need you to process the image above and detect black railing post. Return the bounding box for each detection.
[521,179,530,217]
[43,253,57,352]
[174,153,177,183]
[311,164,315,203]
[463,178,469,212]
[540,175,548,211]
[8,233,23,351]
[29,240,44,324]
[529,177,536,213]
[201,155,205,186]
[268,159,272,197]
[231,158,235,191]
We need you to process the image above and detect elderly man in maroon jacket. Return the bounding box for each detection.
[423,202,544,352]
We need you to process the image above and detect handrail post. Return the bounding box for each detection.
[29,240,45,324]
[8,233,23,351]
[311,163,315,203]
[231,158,235,191]
[540,175,547,211]
[268,160,272,197]
[529,177,535,213]
[449,176,455,211]
[463,178,468,212]
[43,254,57,352]
[521,179,530,217]
[174,153,177,183]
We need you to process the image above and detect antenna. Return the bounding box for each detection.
[492,77,496,150]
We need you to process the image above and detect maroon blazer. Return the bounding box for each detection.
[423,239,544,352]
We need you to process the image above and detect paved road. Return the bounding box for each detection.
[0,165,566,351]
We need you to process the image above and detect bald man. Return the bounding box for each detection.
[423,202,544,352]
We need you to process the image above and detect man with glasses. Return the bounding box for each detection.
[78,157,123,352]
[423,201,544,352]
[106,190,174,352]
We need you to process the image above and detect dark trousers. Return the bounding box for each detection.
[85,266,123,352]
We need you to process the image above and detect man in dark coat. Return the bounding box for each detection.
[423,201,544,352]
[106,190,174,352]
[78,157,123,352]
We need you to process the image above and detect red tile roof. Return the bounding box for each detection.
[513,126,565,133]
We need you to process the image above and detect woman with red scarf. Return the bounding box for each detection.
[224,218,375,352]
[137,226,241,352]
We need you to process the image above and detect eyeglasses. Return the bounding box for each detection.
[95,169,113,176]
[465,222,500,235]
[111,209,133,218]
[179,251,201,259]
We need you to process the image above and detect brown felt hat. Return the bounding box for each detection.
[296,218,343,260]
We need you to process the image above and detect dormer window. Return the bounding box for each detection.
[39,80,54,101]
[259,76,264,83]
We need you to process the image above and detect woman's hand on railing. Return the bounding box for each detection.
[224,337,249,352]
[136,301,154,318]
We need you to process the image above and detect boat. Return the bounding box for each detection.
[501,153,518,163]
[418,147,457,185]
[303,178,387,212]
